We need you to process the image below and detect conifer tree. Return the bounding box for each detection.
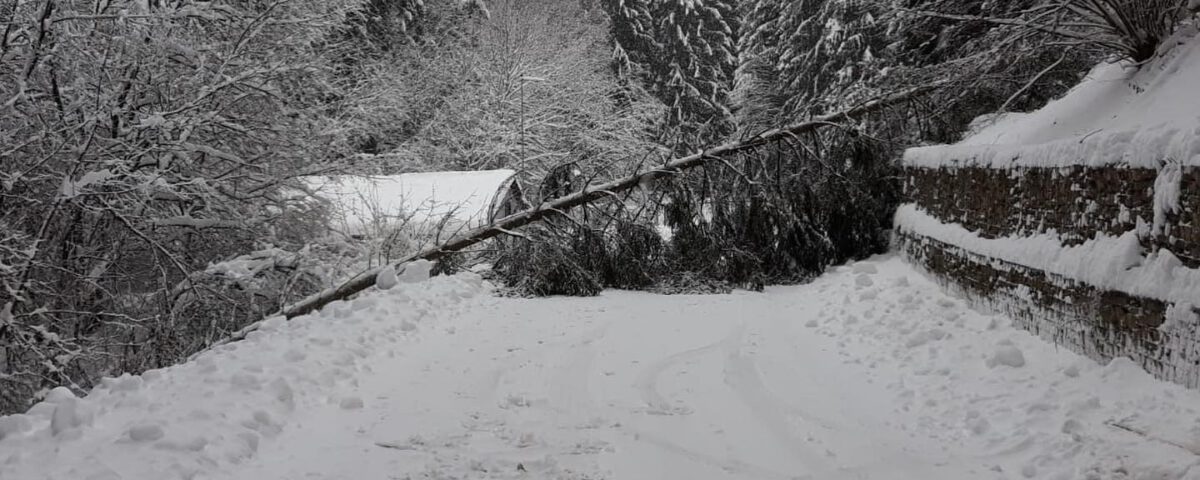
[736,0,1093,139]
[604,0,740,149]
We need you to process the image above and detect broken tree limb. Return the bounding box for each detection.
[277,82,946,320]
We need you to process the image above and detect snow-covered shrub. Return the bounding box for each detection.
[359,0,664,180]
[0,0,403,414]
[153,249,327,370]
[324,0,490,162]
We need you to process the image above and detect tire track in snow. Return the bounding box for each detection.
[549,324,608,413]
[474,321,601,402]
[629,326,818,478]
[721,325,835,473]
[634,337,724,416]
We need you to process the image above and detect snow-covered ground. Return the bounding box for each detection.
[3,256,1199,480]
[905,26,1200,169]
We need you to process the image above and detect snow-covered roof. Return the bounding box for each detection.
[905,28,1200,169]
[303,170,517,235]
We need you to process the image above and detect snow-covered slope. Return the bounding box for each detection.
[906,27,1200,169]
[0,264,483,479]
[303,170,517,235]
[3,257,1198,479]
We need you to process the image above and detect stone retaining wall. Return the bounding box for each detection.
[903,166,1199,266]
[900,165,1200,388]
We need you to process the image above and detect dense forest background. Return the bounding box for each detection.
[1,0,1192,413]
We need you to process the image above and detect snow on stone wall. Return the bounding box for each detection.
[897,30,1200,388]
[898,165,1200,389]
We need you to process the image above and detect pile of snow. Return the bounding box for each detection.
[374,259,433,290]
[0,272,486,480]
[303,170,516,236]
[803,258,1200,480]
[895,204,1200,306]
[906,27,1200,169]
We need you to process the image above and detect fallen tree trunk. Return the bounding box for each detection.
[281,82,945,318]
[194,82,946,355]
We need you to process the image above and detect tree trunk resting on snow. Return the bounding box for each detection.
[194,82,947,356]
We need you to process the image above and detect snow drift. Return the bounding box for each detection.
[905,27,1200,170]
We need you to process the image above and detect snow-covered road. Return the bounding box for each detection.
[3,256,1199,480]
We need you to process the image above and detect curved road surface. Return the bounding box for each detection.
[220,257,1200,480]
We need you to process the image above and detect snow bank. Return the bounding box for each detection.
[895,204,1200,306]
[0,273,487,480]
[905,28,1200,169]
[799,257,1200,480]
[303,170,516,236]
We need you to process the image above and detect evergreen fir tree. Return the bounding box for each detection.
[738,0,887,126]
[736,0,1092,138]
[604,0,740,149]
